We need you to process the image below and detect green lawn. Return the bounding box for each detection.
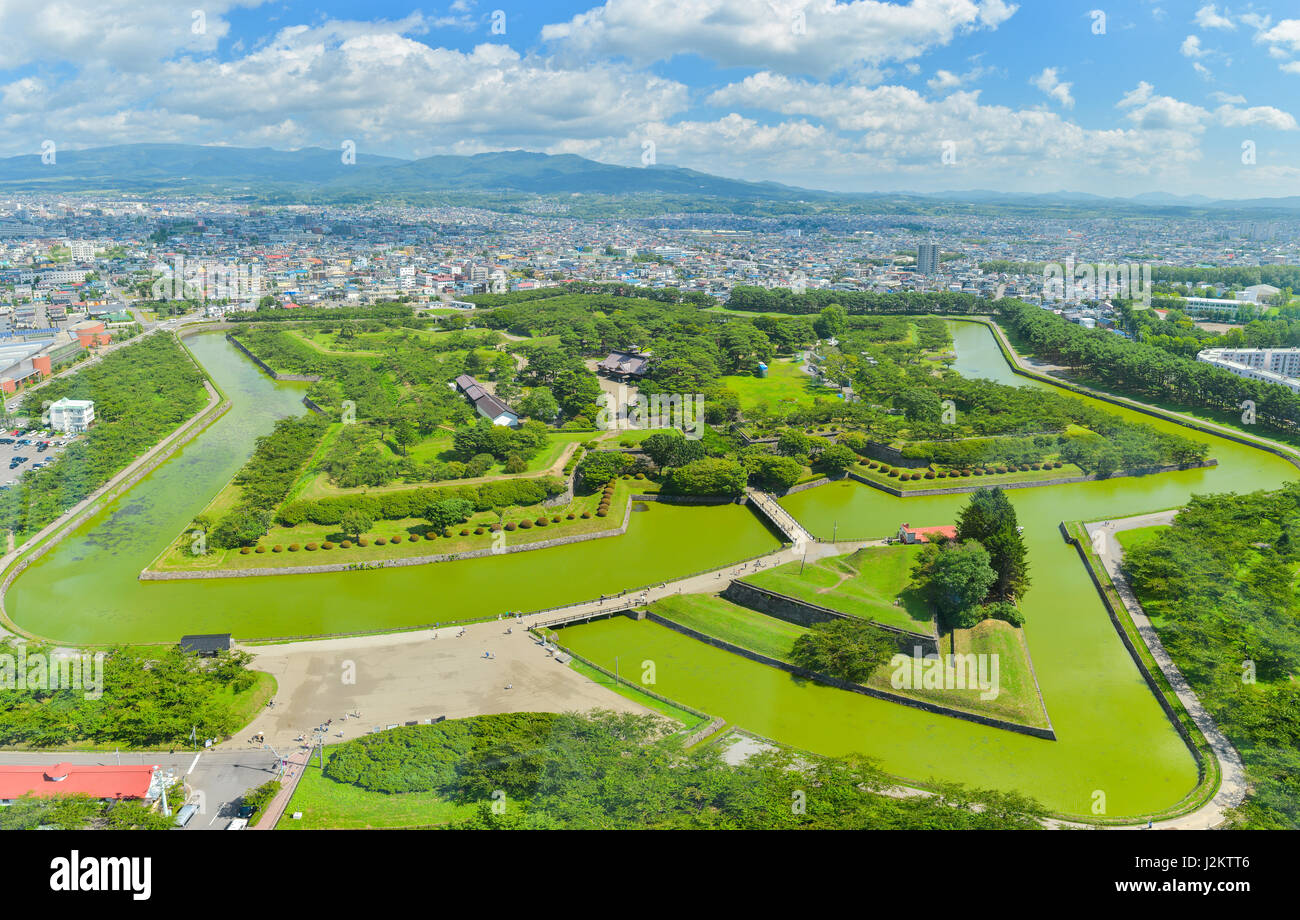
[1117,524,1169,554]
[741,545,934,634]
[649,593,807,661]
[720,358,838,414]
[277,754,479,829]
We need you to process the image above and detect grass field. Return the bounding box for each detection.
[1116,524,1169,553]
[720,358,837,414]
[293,428,592,500]
[741,545,934,634]
[277,754,479,830]
[649,594,806,661]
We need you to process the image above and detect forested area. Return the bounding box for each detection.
[725,285,996,315]
[998,300,1300,434]
[0,334,209,539]
[1123,487,1300,828]
[0,640,265,748]
[321,711,1045,829]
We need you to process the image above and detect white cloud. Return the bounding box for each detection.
[1030,67,1074,108]
[1214,104,1298,130]
[1209,91,1246,103]
[1117,82,1208,130]
[1258,19,1300,52]
[1194,4,1235,30]
[541,0,1018,78]
[1193,62,1213,78]
[1181,34,1207,57]
[0,0,264,71]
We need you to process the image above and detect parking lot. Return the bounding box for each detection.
[0,428,76,487]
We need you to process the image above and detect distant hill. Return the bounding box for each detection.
[0,143,1297,215]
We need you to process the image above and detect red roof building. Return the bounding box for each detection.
[898,523,958,544]
[0,763,159,803]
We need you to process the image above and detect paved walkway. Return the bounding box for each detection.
[1086,511,1248,830]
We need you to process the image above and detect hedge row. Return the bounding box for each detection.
[276,476,566,527]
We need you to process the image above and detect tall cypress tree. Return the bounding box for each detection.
[955,488,1030,602]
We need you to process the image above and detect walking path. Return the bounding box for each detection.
[1086,511,1248,829]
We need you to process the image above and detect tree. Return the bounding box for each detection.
[790,619,896,684]
[911,540,998,624]
[517,387,559,421]
[775,429,811,458]
[340,509,374,542]
[814,304,847,339]
[661,457,748,496]
[955,488,1030,601]
[818,443,857,475]
[424,498,475,532]
[393,418,417,456]
[210,509,271,549]
[641,430,706,469]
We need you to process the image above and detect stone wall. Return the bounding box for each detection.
[224,332,321,382]
[846,460,1219,498]
[721,579,939,650]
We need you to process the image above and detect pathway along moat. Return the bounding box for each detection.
[8,323,1293,818]
[559,319,1296,819]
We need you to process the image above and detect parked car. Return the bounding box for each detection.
[173,804,199,828]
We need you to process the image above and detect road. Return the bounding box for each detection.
[0,750,278,830]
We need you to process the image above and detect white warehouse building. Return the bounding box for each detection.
[1197,348,1300,394]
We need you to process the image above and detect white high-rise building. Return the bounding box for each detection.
[48,397,95,433]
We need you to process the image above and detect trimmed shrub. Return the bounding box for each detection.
[490,522,502,532]
[288,543,300,552]
[924,471,936,479]
[340,540,352,549]
[459,529,470,536]
[473,527,485,535]
[580,511,591,519]
[321,541,334,550]
[535,517,548,526]
[374,537,387,545]
[255,545,267,553]
[566,513,575,520]
[551,516,561,523]
[390,534,403,544]
[305,542,318,551]
[504,522,517,531]
[519,519,533,529]
[596,509,608,517]
[239,546,250,555]
[408,533,421,542]
[357,538,369,547]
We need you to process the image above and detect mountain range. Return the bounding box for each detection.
[1,143,1297,215]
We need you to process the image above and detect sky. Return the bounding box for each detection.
[1,0,1299,198]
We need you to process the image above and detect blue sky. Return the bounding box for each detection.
[2,1,1298,197]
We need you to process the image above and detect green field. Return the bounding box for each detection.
[740,545,934,634]
[1116,524,1169,553]
[278,754,478,830]
[650,593,807,661]
[720,358,836,414]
